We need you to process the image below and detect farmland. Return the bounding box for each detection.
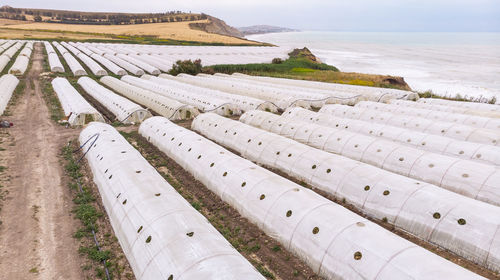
[0,37,499,280]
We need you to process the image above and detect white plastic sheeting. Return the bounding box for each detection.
[122,75,241,117]
[9,42,32,75]
[140,116,485,280]
[54,43,87,76]
[44,41,64,72]
[240,110,500,206]
[77,77,151,124]
[77,52,107,76]
[175,73,360,109]
[282,107,500,166]
[196,112,500,272]
[0,74,19,115]
[1,41,24,59]
[90,53,126,76]
[144,74,279,113]
[0,41,24,72]
[51,77,103,125]
[116,54,160,75]
[80,123,263,280]
[104,54,144,76]
[390,99,500,118]
[164,74,311,110]
[231,72,419,101]
[418,98,500,113]
[319,104,500,146]
[100,76,198,120]
[356,101,500,130]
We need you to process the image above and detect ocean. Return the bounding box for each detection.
[247,32,500,102]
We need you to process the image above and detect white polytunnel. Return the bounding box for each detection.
[193,112,500,272]
[231,72,419,101]
[418,98,500,113]
[140,116,486,280]
[90,53,127,76]
[0,74,20,115]
[45,42,65,73]
[116,54,160,75]
[390,99,500,118]
[356,101,500,130]
[44,41,56,54]
[79,122,263,280]
[8,55,29,75]
[1,41,24,59]
[240,109,500,205]
[59,47,87,76]
[212,73,366,106]
[100,76,198,120]
[121,75,241,117]
[128,54,171,72]
[0,42,24,72]
[164,73,312,110]
[319,104,500,146]
[143,74,279,113]
[179,73,359,109]
[104,54,144,76]
[281,107,500,166]
[76,52,107,76]
[77,77,151,124]
[51,77,103,125]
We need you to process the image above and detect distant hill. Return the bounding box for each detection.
[238,25,299,36]
[0,6,256,44]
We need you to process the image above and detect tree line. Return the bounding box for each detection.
[0,6,208,25]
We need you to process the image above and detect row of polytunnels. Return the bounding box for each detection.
[4,40,499,279]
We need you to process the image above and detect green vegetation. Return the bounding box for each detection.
[205,56,338,74]
[168,59,203,76]
[62,144,123,279]
[197,47,411,90]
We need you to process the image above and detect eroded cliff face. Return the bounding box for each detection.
[189,16,243,38]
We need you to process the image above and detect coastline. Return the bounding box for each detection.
[248,31,500,103]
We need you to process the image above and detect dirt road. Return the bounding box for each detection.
[0,43,84,279]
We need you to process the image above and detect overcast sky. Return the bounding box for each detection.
[2,0,500,31]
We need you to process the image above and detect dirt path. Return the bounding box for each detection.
[0,43,84,279]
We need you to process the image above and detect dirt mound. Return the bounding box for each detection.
[288,47,321,63]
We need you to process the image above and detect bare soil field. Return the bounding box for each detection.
[0,43,84,279]
[1,20,259,45]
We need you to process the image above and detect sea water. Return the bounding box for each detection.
[247,32,500,102]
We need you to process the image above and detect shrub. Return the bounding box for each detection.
[168,59,203,76]
[271,58,283,64]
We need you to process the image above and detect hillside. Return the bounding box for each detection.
[0,6,260,45]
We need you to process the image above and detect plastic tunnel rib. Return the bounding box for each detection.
[239,110,500,206]
[77,77,151,124]
[356,101,500,130]
[193,112,500,272]
[0,74,20,115]
[390,99,500,118]
[79,123,263,280]
[100,76,199,120]
[319,104,500,146]
[139,116,486,280]
[281,107,500,166]
[143,74,279,113]
[122,75,242,117]
[51,77,104,125]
